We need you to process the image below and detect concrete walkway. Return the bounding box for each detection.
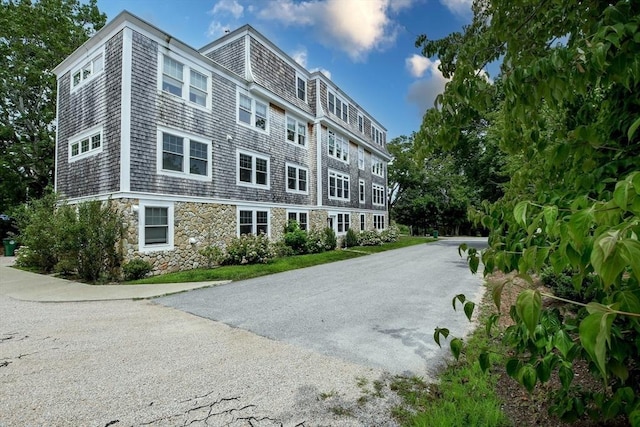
[0,256,227,302]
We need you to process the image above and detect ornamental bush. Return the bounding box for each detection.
[122,259,153,281]
[343,228,359,248]
[223,233,273,265]
[358,230,382,246]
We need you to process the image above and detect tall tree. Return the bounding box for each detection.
[0,0,106,211]
[418,0,640,423]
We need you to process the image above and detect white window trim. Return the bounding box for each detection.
[358,147,365,170]
[156,126,212,182]
[373,183,386,206]
[357,112,364,133]
[138,200,174,253]
[236,207,271,237]
[70,47,105,92]
[328,211,351,235]
[236,149,271,189]
[157,52,212,110]
[285,162,309,195]
[296,73,306,102]
[327,90,349,122]
[359,179,366,204]
[360,213,366,231]
[68,125,104,162]
[373,214,386,231]
[328,169,350,201]
[236,89,269,134]
[372,156,384,177]
[327,129,349,163]
[285,114,307,148]
[287,209,309,230]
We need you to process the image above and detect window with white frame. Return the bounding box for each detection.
[160,55,210,108]
[371,125,383,145]
[360,213,366,231]
[358,113,364,133]
[358,147,364,170]
[69,126,103,161]
[238,208,269,236]
[237,150,269,188]
[373,183,385,206]
[286,163,308,194]
[373,214,385,230]
[297,76,306,101]
[372,156,384,177]
[359,179,365,204]
[328,90,348,122]
[71,51,104,91]
[238,92,268,131]
[328,130,348,162]
[287,210,309,230]
[286,116,307,147]
[337,213,350,234]
[328,170,350,200]
[139,201,174,252]
[157,127,211,180]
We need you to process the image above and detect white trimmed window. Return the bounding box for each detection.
[371,125,383,145]
[328,130,348,162]
[69,125,103,162]
[358,113,364,133]
[372,156,384,177]
[157,127,211,181]
[360,213,366,231]
[71,51,104,91]
[328,170,350,201]
[286,116,307,147]
[286,163,308,194]
[139,201,174,252]
[160,54,211,108]
[296,75,306,101]
[373,183,385,206]
[337,213,350,234]
[237,91,268,131]
[374,214,385,230]
[237,150,270,188]
[359,179,365,204]
[238,208,269,236]
[358,147,365,170]
[328,90,348,122]
[287,210,309,231]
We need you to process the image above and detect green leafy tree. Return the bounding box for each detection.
[419,0,640,423]
[0,0,106,211]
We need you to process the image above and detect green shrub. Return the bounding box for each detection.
[272,240,295,257]
[283,221,309,254]
[358,230,382,246]
[123,259,153,281]
[343,228,359,248]
[199,245,225,268]
[539,266,594,303]
[380,225,399,243]
[223,233,274,265]
[305,228,326,254]
[323,227,337,251]
[13,193,59,272]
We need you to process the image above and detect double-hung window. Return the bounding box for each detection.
[286,163,308,194]
[374,214,385,230]
[373,183,385,206]
[360,214,366,231]
[287,211,309,230]
[327,130,348,162]
[296,76,306,101]
[337,213,350,233]
[160,54,210,108]
[358,113,364,133]
[237,150,269,188]
[69,125,103,162]
[238,92,268,131]
[238,208,269,236]
[139,201,174,252]
[71,51,104,91]
[358,147,365,170]
[286,116,307,147]
[328,170,350,200]
[328,90,348,122]
[371,125,384,145]
[157,127,211,180]
[372,156,384,177]
[359,179,365,204]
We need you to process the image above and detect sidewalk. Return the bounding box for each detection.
[0,256,228,302]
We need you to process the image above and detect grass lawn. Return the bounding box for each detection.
[129,235,435,284]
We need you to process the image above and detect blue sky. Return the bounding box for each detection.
[96,0,475,140]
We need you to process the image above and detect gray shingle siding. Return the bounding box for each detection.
[56,31,123,198]
[204,37,245,78]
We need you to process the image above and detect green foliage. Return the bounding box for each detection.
[305,228,327,254]
[221,233,274,265]
[322,227,337,251]
[199,245,225,268]
[15,195,123,282]
[343,228,359,248]
[418,0,640,423]
[122,259,152,281]
[357,230,382,246]
[283,220,309,254]
[0,0,106,210]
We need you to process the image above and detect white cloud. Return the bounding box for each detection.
[405,54,436,78]
[405,57,449,112]
[210,0,244,19]
[256,0,413,61]
[291,48,308,68]
[440,0,472,18]
[310,67,332,79]
[207,21,228,38]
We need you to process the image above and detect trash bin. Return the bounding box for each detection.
[432,230,439,239]
[3,238,16,256]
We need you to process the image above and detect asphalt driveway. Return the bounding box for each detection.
[158,237,487,377]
